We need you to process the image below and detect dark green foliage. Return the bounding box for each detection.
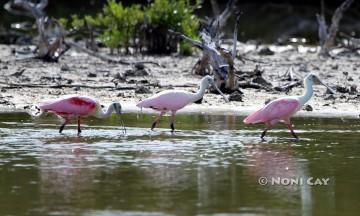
[144,0,199,54]
[61,0,200,55]
[99,0,144,53]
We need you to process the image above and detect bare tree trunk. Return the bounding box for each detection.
[5,0,66,61]
[317,0,354,56]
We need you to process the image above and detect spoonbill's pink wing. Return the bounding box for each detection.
[39,95,98,117]
[244,98,300,124]
[137,90,192,111]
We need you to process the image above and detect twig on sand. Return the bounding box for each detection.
[64,40,161,66]
[0,82,126,89]
[236,55,269,64]
[0,82,196,90]
[282,66,301,81]
[238,81,271,91]
[274,81,302,93]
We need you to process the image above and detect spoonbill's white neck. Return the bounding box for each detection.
[192,79,209,102]
[96,104,115,118]
[299,79,314,106]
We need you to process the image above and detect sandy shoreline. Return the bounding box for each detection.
[1,102,359,119]
[0,43,359,119]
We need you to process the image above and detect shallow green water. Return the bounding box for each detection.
[0,112,360,216]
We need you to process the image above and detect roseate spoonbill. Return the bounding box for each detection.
[36,95,124,135]
[137,75,229,131]
[243,73,335,140]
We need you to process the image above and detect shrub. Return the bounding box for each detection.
[100,0,144,53]
[145,0,199,36]
[144,0,200,54]
[61,0,199,55]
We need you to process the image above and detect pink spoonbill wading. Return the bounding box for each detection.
[136,75,229,131]
[243,73,335,140]
[36,95,124,135]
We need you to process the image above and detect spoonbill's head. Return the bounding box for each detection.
[112,102,126,134]
[111,102,122,115]
[201,75,215,88]
[305,73,336,94]
[201,75,229,102]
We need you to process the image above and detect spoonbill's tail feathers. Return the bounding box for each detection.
[243,109,263,124]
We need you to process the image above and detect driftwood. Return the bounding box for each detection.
[285,67,296,81]
[191,55,211,76]
[234,65,272,91]
[235,65,263,80]
[282,66,302,82]
[316,0,354,56]
[238,81,271,91]
[5,0,66,61]
[274,66,303,92]
[274,81,301,93]
[169,30,228,76]
[235,65,304,93]
[170,0,240,93]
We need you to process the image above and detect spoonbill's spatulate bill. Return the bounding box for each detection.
[137,75,229,131]
[244,73,335,140]
[37,95,124,135]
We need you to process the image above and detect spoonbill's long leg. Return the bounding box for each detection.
[261,124,272,140]
[77,116,82,135]
[286,122,299,140]
[170,111,176,132]
[151,111,165,131]
[59,118,70,134]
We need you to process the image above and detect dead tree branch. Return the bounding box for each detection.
[274,81,301,93]
[168,30,203,48]
[5,0,66,61]
[232,13,241,59]
[210,0,236,31]
[210,0,220,17]
[316,0,354,55]
[169,29,230,79]
[170,0,240,93]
